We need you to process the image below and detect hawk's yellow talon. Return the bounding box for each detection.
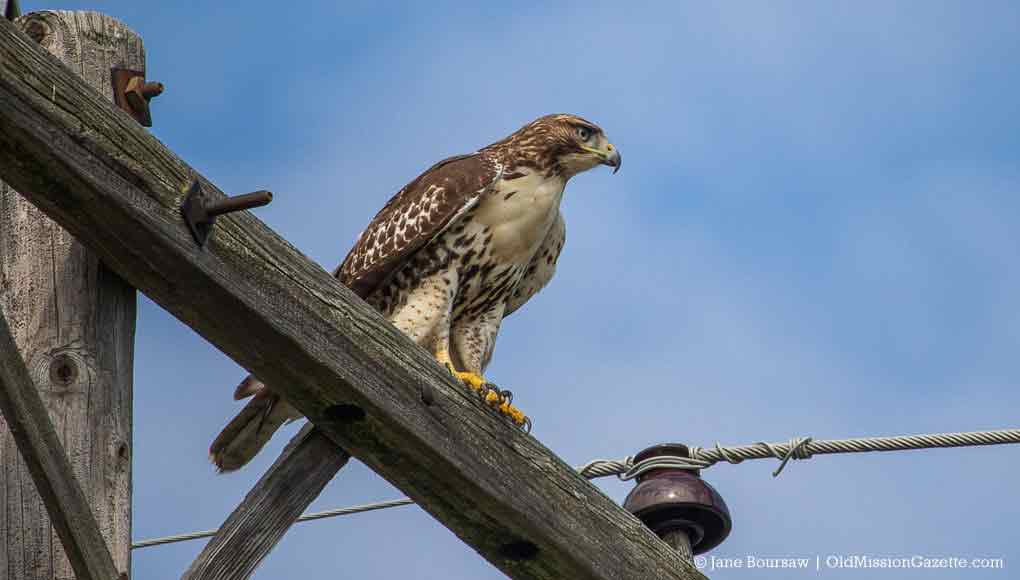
[499,401,528,427]
[443,364,530,429]
[452,370,487,392]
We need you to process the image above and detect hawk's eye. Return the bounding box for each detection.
[576,126,592,141]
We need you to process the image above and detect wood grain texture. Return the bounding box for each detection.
[0,11,138,580]
[0,313,121,580]
[0,14,704,580]
[183,425,349,580]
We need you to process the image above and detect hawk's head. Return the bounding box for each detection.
[488,113,621,178]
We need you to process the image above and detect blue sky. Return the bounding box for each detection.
[38,1,1020,578]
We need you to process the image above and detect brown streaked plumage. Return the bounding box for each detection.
[210,114,620,472]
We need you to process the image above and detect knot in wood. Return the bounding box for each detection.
[111,437,130,466]
[30,349,92,395]
[49,353,79,387]
[21,16,53,47]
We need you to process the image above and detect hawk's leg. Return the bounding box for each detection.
[450,307,529,429]
[382,270,492,395]
[413,273,491,394]
[435,349,486,393]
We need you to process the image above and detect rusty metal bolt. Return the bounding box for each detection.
[124,76,163,127]
[139,81,164,100]
[623,443,732,556]
[180,182,274,247]
[203,191,273,217]
[111,69,164,127]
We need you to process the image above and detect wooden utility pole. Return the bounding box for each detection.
[0,15,703,579]
[0,308,122,580]
[0,11,139,580]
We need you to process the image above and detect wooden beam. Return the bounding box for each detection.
[183,426,349,580]
[0,11,138,579]
[0,16,703,580]
[0,313,122,580]
[184,429,347,580]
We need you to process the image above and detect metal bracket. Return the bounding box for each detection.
[111,68,163,127]
[180,180,273,248]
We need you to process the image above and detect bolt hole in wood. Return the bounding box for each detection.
[323,404,366,423]
[420,383,435,406]
[499,540,539,561]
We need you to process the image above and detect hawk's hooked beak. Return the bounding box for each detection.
[603,144,622,174]
[583,143,622,174]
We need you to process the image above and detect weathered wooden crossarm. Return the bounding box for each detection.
[0,17,702,580]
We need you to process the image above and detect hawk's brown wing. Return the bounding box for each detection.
[335,153,501,298]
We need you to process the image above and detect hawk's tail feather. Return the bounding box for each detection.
[209,376,301,472]
[233,374,262,400]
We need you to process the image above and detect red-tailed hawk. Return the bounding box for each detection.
[211,114,621,471]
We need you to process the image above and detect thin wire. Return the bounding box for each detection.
[132,426,1020,550]
[132,498,414,549]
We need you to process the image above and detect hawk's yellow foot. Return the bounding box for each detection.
[499,400,529,429]
[439,356,487,393]
[453,370,487,392]
[481,384,530,430]
[442,363,531,430]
